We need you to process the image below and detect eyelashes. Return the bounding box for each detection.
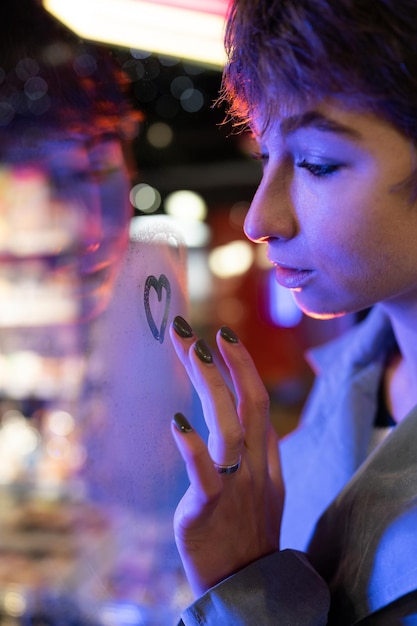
[296,159,341,177]
[250,151,342,178]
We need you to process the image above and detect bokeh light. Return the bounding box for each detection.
[3,588,27,617]
[170,76,193,99]
[208,240,254,278]
[180,88,204,112]
[164,190,207,221]
[146,122,173,148]
[129,183,161,213]
[46,410,75,437]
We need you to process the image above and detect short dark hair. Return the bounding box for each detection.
[221,0,417,142]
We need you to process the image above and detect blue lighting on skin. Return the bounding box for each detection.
[268,270,303,328]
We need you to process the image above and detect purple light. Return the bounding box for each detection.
[268,269,303,328]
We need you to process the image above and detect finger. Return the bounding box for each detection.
[266,425,285,534]
[169,318,202,392]
[216,326,270,452]
[169,315,195,369]
[267,425,283,490]
[171,412,222,512]
[187,338,244,467]
[171,320,236,406]
[170,317,244,467]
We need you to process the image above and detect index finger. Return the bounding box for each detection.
[216,326,271,453]
[170,320,243,468]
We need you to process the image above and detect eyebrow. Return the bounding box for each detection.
[281,111,363,139]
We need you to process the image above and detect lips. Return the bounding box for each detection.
[271,262,314,290]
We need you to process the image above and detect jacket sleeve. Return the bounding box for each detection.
[178,549,330,626]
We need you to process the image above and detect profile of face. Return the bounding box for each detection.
[244,101,417,319]
[0,127,132,325]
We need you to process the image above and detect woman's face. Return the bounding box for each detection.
[244,101,417,319]
[0,128,132,322]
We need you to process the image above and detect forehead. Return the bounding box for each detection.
[251,98,376,142]
[250,95,318,138]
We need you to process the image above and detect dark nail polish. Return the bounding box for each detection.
[173,315,193,338]
[194,339,213,364]
[173,412,193,433]
[220,326,239,344]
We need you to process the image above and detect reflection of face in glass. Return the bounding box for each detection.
[0,129,132,325]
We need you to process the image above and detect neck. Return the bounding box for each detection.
[380,301,417,422]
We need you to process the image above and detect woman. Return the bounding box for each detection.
[169,0,417,623]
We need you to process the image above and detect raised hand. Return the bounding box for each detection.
[169,316,285,597]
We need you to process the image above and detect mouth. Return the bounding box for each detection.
[271,262,314,290]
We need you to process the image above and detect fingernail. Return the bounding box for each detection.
[173,412,193,433]
[220,326,239,344]
[173,315,193,339]
[194,339,213,364]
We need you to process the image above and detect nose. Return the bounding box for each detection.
[244,166,298,244]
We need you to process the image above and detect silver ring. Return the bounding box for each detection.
[213,458,241,475]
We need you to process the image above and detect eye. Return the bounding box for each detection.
[296,159,341,177]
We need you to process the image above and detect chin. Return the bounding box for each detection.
[295,299,350,320]
[293,290,370,320]
[305,310,348,320]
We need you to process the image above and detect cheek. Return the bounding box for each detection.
[316,218,401,300]
[301,183,379,259]
[320,229,385,288]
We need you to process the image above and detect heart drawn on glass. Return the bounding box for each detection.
[144,274,171,344]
